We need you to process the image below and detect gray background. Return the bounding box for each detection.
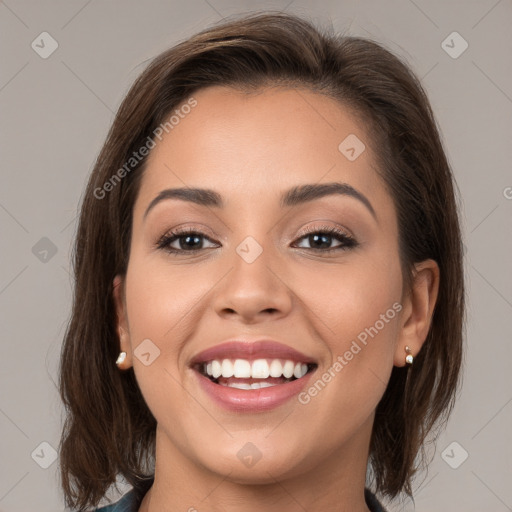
[1,0,511,511]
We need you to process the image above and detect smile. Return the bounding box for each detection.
[189,339,318,411]
[195,358,317,389]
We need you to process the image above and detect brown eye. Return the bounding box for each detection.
[293,226,358,253]
[156,229,219,254]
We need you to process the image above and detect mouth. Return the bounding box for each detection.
[193,358,318,389]
[188,340,319,411]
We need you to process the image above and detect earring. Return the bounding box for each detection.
[116,351,127,367]
[405,346,414,365]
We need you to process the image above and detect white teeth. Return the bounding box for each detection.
[233,359,252,378]
[227,382,252,390]
[201,358,311,380]
[211,360,222,379]
[221,359,234,378]
[219,381,279,389]
[282,360,295,378]
[293,363,308,379]
[251,359,270,378]
[269,359,283,377]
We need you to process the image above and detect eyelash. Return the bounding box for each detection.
[155,225,358,256]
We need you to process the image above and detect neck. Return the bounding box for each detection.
[139,418,374,512]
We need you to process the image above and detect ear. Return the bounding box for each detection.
[112,274,132,369]
[394,259,440,367]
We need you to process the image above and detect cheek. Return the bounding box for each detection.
[122,256,198,432]
[124,254,205,346]
[295,255,402,405]
[295,255,403,343]
[294,256,402,423]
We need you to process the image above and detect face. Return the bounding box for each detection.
[113,85,416,484]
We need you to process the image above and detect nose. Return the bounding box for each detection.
[212,240,293,324]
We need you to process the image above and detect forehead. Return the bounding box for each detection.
[134,85,390,216]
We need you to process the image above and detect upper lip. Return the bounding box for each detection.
[189,339,317,366]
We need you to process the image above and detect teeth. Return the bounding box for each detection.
[227,382,252,390]
[294,363,308,379]
[251,359,270,378]
[233,359,252,378]
[257,381,274,388]
[221,359,234,378]
[269,359,283,377]
[211,360,222,378]
[220,381,279,389]
[201,358,310,380]
[282,360,295,378]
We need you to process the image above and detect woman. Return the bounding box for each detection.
[58,11,465,512]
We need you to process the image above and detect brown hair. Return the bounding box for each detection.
[58,11,465,510]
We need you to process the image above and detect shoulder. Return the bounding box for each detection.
[94,488,139,512]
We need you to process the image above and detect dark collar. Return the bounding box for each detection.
[365,487,388,512]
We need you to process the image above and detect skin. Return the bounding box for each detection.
[112,85,439,512]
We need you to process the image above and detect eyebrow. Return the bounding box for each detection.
[143,182,377,221]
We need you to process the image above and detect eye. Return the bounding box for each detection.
[292,225,358,253]
[156,227,219,255]
[155,225,358,256]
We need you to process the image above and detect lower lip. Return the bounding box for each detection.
[194,370,316,412]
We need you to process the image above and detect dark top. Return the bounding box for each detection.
[95,482,388,511]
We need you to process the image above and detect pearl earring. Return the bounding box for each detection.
[116,351,127,367]
[405,346,414,365]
